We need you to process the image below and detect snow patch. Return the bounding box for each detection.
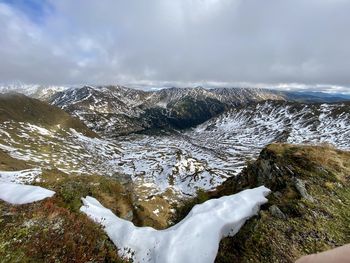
[0,183,55,205]
[80,186,270,263]
[0,168,42,184]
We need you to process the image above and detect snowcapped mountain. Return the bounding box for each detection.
[209,87,284,105]
[48,85,286,136]
[0,84,68,100]
[186,100,350,175]
[50,85,151,135]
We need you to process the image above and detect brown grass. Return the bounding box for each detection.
[0,197,125,263]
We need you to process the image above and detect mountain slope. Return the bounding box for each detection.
[0,84,68,101]
[191,100,350,151]
[49,85,286,136]
[50,85,152,135]
[0,93,126,177]
[0,93,95,137]
[3,93,348,207]
[210,87,284,105]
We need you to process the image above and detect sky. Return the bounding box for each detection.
[0,0,350,92]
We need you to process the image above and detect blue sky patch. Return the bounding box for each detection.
[1,0,53,23]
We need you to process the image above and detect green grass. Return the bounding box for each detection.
[0,93,96,137]
[214,143,350,263]
[0,158,130,262]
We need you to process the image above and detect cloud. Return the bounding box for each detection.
[0,0,349,88]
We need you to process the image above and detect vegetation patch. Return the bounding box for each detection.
[0,155,130,262]
[214,143,350,262]
[172,143,350,262]
[0,196,125,263]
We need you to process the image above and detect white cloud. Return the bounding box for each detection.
[0,0,349,89]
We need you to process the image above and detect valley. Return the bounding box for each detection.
[0,87,349,205]
[0,85,349,262]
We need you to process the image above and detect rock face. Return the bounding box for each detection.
[214,143,350,263]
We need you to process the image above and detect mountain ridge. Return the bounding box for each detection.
[48,85,286,136]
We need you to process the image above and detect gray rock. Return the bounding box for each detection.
[285,166,294,176]
[273,191,282,199]
[269,205,287,219]
[294,178,314,202]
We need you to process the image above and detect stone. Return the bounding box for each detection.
[269,205,287,219]
[294,178,314,202]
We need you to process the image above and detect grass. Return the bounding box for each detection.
[170,188,210,225]
[0,152,130,262]
[0,197,125,263]
[0,150,31,171]
[37,169,135,219]
[214,143,350,262]
[0,93,96,137]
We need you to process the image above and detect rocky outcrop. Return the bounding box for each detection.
[214,143,350,262]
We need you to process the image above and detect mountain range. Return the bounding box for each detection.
[0,86,349,201]
[0,84,349,262]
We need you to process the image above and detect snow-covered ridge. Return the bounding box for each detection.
[0,84,68,100]
[48,85,285,136]
[80,186,270,263]
[192,101,350,151]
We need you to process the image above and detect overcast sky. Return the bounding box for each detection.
[0,0,350,91]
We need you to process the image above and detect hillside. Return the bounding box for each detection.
[213,143,350,262]
[0,149,126,262]
[0,93,95,137]
[2,143,348,262]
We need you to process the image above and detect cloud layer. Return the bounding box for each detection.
[0,0,350,88]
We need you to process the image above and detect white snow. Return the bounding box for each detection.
[0,169,54,205]
[0,183,55,205]
[80,186,270,263]
[0,168,42,184]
